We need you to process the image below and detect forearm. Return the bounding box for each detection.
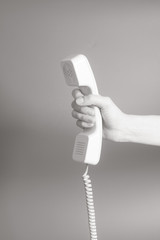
[122,114,160,146]
[71,90,160,146]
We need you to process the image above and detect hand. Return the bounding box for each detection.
[71,89,127,142]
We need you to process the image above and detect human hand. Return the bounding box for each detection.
[71,89,127,142]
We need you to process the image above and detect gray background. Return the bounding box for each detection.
[1,0,160,239]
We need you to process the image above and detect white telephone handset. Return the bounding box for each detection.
[61,54,102,240]
[61,54,102,165]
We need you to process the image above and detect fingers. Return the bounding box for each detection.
[76,120,94,128]
[72,88,83,99]
[71,88,95,129]
[71,104,95,129]
[72,89,112,110]
[71,100,95,115]
[75,94,112,110]
[72,110,95,123]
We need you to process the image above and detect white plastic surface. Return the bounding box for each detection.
[61,54,102,165]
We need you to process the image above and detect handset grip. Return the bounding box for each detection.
[61,54,102,165]
[76,86,102,165]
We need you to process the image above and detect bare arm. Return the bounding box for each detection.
[71,89,160,146]
[123,114,160,146]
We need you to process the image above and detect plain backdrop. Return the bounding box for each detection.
[1,1,160,240]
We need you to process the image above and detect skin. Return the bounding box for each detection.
[71,89,160,146]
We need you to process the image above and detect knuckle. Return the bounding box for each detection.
[81,106,95,116]
[85,115,93,123]
[80,114,85,121]
[81,106,88,114]
[84,114,95,123]
[104,96,112,104]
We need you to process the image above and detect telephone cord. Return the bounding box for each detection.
[82,164,98,240]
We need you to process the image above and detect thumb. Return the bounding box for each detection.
[76,94,111,109]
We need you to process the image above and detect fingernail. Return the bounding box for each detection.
[76,97,84,105]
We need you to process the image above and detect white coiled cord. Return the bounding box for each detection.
[82,164,98,240]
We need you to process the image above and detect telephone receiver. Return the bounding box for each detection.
[61,54,101,240]
[61,54,102,165]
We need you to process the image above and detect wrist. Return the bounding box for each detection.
[104,112,132,142]
[113,113,134,143]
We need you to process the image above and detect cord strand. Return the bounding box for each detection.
[82,164,98,240]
